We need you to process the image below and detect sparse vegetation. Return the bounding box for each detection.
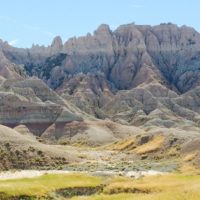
[135,135,165,155]
[0,143,69,170]
[183,152,197,162]
[108,138,136,151]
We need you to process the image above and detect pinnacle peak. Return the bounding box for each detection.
[51,36,63,47]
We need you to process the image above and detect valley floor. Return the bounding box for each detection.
[53,144,179,172]
[0,171,199,200]
[0,140,199,200]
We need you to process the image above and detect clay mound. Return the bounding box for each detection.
[0,125,76,170]
[0,78,83,136]
[41,119,145,146]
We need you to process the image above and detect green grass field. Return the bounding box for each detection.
[0,173,102,198]
[0,172,200,199]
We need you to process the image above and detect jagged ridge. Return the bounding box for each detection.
[0,23,200,140]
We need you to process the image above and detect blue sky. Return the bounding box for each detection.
[0,0,199,47]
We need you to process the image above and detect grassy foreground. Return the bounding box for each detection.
[0,173,102,198]
[71,173,200,200]
[0,172,200,199]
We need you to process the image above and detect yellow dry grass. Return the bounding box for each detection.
[1,172,200,200]
[0,173,102,197]
[180,152,199,174]
[71,192,200,200]
[71,173,200,200]
[135,135,165,154]
[167,147,179,157]
[183,152,197,162]
[180,163,198,174]
[115,173,200,193]
[107,138,135,151]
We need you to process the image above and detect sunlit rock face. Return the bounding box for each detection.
[0,23,200,136]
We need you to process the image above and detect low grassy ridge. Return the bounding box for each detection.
[0,172,200,199]
[107,134,165,154]
[109,138,136,151]
[134,135,165,154]
[71,173,200,200]
[0,173,102,199]
[0,143,69,170]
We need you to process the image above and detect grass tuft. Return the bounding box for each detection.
[109,138,136,151]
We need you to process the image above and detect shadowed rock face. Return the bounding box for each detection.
[0,23,200,138]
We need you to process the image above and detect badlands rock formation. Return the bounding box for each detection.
[0,23,200,144]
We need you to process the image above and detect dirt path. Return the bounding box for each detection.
[0,170,73,180]
[0,169,165,180]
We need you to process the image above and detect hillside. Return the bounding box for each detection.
[0,125,77,170]
[0,23,199,147]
